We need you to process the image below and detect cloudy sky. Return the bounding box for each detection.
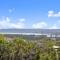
[0,0,60,29]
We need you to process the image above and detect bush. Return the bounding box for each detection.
[0,35,60,60]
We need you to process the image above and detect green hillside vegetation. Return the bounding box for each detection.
[0,35,60,60]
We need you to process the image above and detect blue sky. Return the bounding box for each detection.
[0,0,60,29]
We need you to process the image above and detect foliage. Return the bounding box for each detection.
[0,35,60,60]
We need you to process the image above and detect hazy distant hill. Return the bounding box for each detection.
[0,29,60,34]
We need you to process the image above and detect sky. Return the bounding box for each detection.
[0,0,60,29]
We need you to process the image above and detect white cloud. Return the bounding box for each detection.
[48,11,54,17]
[57,20,60,23]
[32,20,60,29]
[0,17,25,29]
[8,8,15,13]
[48,10,60,17]
[49,25,58,29]
[48,21,60,29]
[19,18,25,22]
[32,22,47,29]
[0,17,60,29]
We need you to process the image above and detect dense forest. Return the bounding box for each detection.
[0,35,60,60]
